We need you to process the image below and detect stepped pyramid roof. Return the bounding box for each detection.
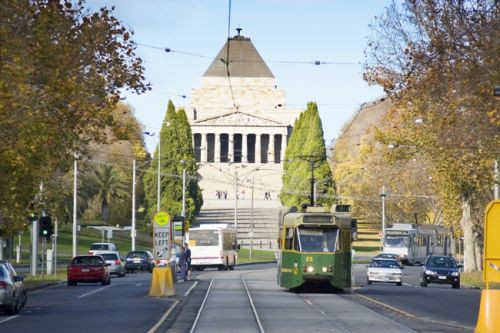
[203,31,274,78]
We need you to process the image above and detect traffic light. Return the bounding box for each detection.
[39,216,53,239]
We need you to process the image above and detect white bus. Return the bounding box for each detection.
[187,224,238,271]
[384,223,452,265]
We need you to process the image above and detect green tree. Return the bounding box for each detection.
[281,102,334,208]
[0,0,149,234]
[364,0,499,271]
[144,101,202,225]
[93,164,129,221]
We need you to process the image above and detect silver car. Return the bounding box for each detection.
[0,260,26,308]
[97,252,125,277]
[0,263,23,314]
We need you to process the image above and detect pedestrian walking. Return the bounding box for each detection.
[178,246,187,282]
[184,242,192,281]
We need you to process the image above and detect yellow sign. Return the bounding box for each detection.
[154,211,170,226]
[484,200,500,284]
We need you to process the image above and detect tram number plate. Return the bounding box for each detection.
[305,256,313,263]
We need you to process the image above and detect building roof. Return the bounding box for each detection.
[203,34,274,78]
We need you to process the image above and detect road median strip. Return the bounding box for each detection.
[147,300,180,333]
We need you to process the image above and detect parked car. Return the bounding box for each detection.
[67,256,111,286]
[367,259,404,286]
[125,251,154,273]
[88,243,119,256]
[372,253,399,262]
[420,255,460,289]
[97,252,125,277]
[0,260,27,308]
[0,263,24,315]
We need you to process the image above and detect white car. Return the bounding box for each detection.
[367,259,403,286]
[88,243,119,256]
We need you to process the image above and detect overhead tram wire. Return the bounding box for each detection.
[135,44,360,66]
[224,0,238,114]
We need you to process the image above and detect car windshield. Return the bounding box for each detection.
[376,254,397,259]
[100,254,118,260]
[90,244,109,250]
[128,252,147,259]
[371,260,401,268]
[189,230,219,246]
[72,256,104,265]
[298,227,338,252]
[427,257,456,268]
[385,236,409,247]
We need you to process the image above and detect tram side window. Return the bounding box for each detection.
[284,228,294,250]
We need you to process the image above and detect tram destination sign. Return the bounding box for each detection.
[303,215,333,224]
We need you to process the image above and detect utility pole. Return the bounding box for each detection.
[309,160,315,206]
[495,160,499,200]
[53,219,58,276]
[234,168,238,234]
[131,159,136,251]
[72,154,78,258]
[380,185,387,252]
[30,217,38,276]
[250,176,254,259]
[313,181,317,206]
[181,161,186,218]
[157,138,161,212]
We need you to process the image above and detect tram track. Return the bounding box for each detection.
[189,271,265,333]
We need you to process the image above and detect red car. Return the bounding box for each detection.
[67,256,111,286]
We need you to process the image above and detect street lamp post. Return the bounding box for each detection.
[72,153,78,258]
[131,159,136,251]
[157,135,161,212]
[250,176,254,259]
[181,160,186,218]
[380,185,387,252]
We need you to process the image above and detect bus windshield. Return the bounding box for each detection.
[385,236,409,247]
[189,230,219,246]
[298,227,338,252]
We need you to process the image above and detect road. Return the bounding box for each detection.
[1,263,480,332]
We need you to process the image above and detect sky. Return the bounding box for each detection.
[86,0,388,153]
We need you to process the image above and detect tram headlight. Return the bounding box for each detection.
[322,267,328,273]
[306,266,314,273]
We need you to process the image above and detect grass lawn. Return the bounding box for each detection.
[19,226,153,262]
[23,269,67,289]
[237,248,276,265]
[461,271,500,289]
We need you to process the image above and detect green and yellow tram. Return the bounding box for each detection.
[277,205,354,291]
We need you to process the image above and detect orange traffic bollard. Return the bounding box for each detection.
[475,289,500,333]
[148,267,176,297]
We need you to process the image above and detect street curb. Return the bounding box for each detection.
[236,260,277,266]
[26,281,63,293]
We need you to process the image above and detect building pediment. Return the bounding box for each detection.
[194,111,284,127]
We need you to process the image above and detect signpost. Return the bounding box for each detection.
[153,211,171,261]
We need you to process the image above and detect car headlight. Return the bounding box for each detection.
[425,270,435,275]
[451,272,459,276]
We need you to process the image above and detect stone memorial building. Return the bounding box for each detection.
[188,30,301,205]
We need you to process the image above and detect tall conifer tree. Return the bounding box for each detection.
[281,102,334,207]
[144,101,202,224]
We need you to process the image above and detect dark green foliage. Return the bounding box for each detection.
[281,102,334,207]
[143,101,203,225]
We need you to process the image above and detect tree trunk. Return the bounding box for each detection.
[460,195,478,272]
[474,231,483,271]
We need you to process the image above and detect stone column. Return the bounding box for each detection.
[255,134,261,163]
[242,134,248,163]
[228,133,234,163]
[214,133,221,163]
[200,133,207,163]
[269,134,275,163]
[281,134,287,163]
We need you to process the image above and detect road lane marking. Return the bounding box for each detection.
[354,292,473,330]
[0,315,20,324]
[241,275,265,333]
[147,300,179,333]
[77,285,112,298]
[183,281,199,297]
[189,276,215,333]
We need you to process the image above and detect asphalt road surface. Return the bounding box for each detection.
[0,263,481,333]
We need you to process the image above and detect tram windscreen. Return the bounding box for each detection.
[189,230,219,246]
[385,236,409,247]
[298,227,338,252]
